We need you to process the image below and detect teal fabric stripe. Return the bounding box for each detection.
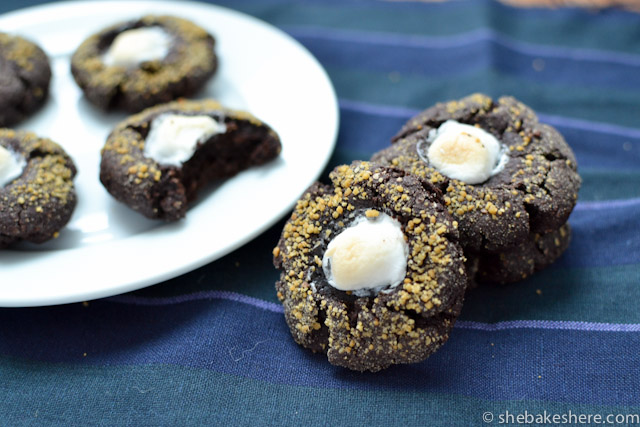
[326,68,640,128]
[1,299,639,405]
[1,358,638,426]
[218,0,640,55]
[288,26,640,95]
[9,1,640,54]
[580,170,640,201]
[461,265,640,323]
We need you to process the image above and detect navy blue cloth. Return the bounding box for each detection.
[1,0,639,425]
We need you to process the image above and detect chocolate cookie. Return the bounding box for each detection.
[100,99,281,221]
[0,129,77,248]
[71,15,217,112]
[470,223,571,285]
[274,162,467,372]
[372,94,581,281]
[0,33,51,126]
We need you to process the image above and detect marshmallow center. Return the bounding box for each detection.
[0,145,26,187]
[103,27,171,67]
[144,114,227,166]
[322,213,408,296]
[420,120,507,184]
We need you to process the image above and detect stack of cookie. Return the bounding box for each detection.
[274,93,581,371]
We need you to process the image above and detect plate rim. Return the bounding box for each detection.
[0,0,339,307]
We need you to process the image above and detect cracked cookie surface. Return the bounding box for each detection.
[274,161,467,372]
[0,33,51,127]
[0,129,77,248]
[71,15,217,112]
[469,223,572,285]
[100,99,281,221]
[372,94,580,282]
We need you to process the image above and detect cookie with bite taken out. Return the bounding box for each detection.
[100,99,281,220]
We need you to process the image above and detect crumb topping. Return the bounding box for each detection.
[0,129,75,208]
[374,93,581,250]
[71,15,217,111]
[0,33,42,71]
[99,98,281,221]
[0,32,50,125]
[274,161,467,371]
[102,99,269,184]
[0,129,77,246]
[74,15,213,86]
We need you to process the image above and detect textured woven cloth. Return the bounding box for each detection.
[1,0,639,425]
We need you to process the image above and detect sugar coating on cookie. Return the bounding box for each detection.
[100,99,281,221]
[0,33,51,127]
[0,145,26,187]
[144,114,227,166]
[274,161,468,372]
[103,27,172,67]
[71,15,218,112]
[322,212,408,296]
[470,223,572,285]
[420,120,507,184]
[372,93,581,253]
[0,129,77,248]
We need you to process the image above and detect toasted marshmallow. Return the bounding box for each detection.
[0,145,26,187]
[322,213,408,296]
[420,120,507,184]
[144,114,226,166]
[103,27,171,67]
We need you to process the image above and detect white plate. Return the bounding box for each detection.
[0,1,338,307]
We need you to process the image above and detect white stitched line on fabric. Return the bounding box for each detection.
[107,292,640,332]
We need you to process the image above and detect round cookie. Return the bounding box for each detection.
[100,99,281,221]
[372,94,581,256]
[0,33,51,126]
[0,129,77,248]
[71,15,217,112]
[471,223,571,285]
[273,161,468,372]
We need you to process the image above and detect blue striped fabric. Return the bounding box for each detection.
[2,0,640,425]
